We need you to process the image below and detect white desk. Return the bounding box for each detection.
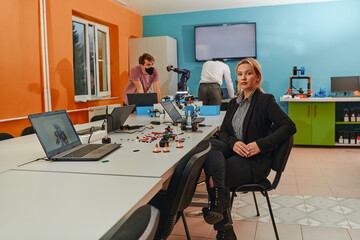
[0,170,161,240]
[0,121,104,174]
[0,113,224,239]
[15,113,224,183]
[0,134,44,173]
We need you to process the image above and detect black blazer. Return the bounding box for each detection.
[219,88,296,182]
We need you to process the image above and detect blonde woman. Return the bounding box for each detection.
[202,58,296,240]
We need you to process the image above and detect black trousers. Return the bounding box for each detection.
[203,139,254,190]
[198,83,222,105]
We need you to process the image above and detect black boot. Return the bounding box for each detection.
[214,210,236,240]
[202,187,229,225]
[216,226,237,240]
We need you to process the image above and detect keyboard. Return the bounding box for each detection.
[63,144,103,158]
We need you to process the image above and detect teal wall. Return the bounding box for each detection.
[143,0,360,110]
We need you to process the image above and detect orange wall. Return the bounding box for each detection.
[0,0,142,137]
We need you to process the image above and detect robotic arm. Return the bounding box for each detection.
[166,65,191,92]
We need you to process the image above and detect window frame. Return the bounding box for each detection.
[72,16,111,102]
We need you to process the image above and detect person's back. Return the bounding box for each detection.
[200,61,227,83]
[198,60,234,105]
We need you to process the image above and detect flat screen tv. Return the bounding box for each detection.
[194,22,256,62]
[331,76,360,95]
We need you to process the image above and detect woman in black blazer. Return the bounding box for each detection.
[202,58,296,240]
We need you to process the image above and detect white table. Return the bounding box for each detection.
[0,170,161,240]
[0,112,224,239]
[0,134,44,173]
[0,121,104,174]
[15,113,224,183]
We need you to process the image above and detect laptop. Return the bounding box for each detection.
[28,110,120,161]
[108,105,136,131]
[160,101,205,124]
[127,93,157,106]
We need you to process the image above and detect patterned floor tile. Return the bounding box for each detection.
[304,196,339,210]
[337,198,360,211]
[231,194,360,229]
[345,212,360,228]
[231,204,269,221]
[307,209,350,228]
[272,207,309,225]
[348,220,360,229]
[271,195,305,208]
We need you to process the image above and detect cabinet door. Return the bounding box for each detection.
[129,38,148,69]
[289,103,312,145]
[311,103,335,146]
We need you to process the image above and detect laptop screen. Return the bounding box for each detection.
[29,110,81,157]
[110,105,135,131]
[160,101,182,122]
[127,93,157,106]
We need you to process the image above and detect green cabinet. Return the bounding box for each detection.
[289,102,335,145]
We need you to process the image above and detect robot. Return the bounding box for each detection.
[53,124,68,146]
[166,65,200,131]
[180,104,199,132]
[166,65,191,101]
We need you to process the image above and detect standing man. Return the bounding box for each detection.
[198,59,235,105]
[123,53,162,105]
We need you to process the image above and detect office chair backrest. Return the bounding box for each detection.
[21,126,35,136]
[90,114,107,122]
[270,135,294,189]
[0,133,14,141]
[157,141,211,239]
[104,204,160,240]
[171,141,211,213]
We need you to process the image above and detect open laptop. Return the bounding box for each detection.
[160,101,205,124]
[127,93,157,106]
[28,110,120,161]
[108,105,136,131]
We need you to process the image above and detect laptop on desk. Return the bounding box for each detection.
[160,101,205,124]
[28,110,120,161]
[109,105,137,131]
[127,93,157,106]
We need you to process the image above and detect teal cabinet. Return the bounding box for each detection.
[289,102,335,146]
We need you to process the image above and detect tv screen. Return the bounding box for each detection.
[194,23,256,62]
[331,76,360,94]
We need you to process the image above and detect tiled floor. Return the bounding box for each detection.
[231,194,360,229]
[168,146,360,239]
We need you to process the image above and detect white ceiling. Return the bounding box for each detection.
[114,0,337,16]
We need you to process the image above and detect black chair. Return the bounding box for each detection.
[101,204,160,240]
[90,114,107,122]
[229,136,294,240]
[0,133,14,141]
[20,126,35,136]
[150,141,211,240]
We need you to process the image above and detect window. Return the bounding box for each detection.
[72,16,111,101]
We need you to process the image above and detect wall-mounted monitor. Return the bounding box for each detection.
[331,76,360,95]
[194,22,256,62]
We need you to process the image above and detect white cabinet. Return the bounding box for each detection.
[129,36,178,96]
